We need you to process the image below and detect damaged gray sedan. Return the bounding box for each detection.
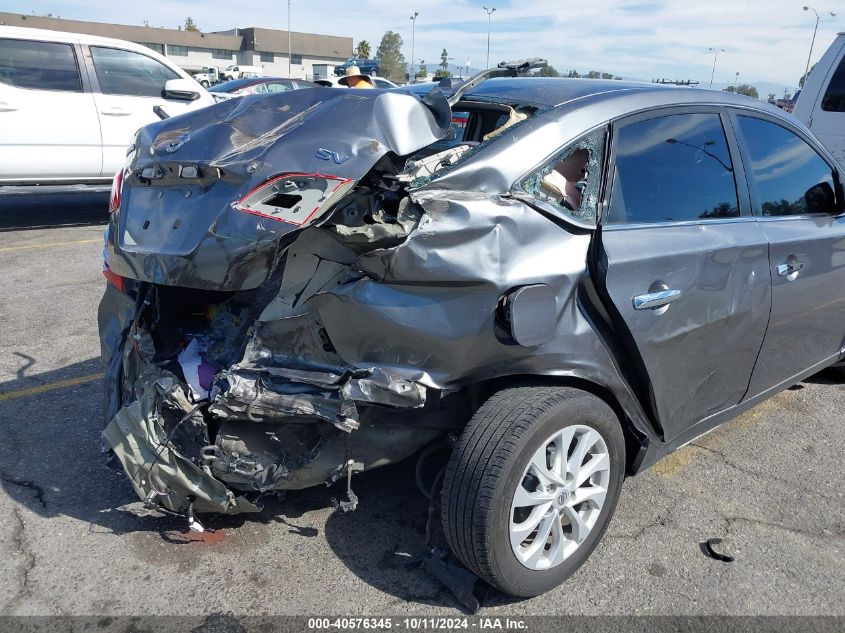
[99,63,845,598]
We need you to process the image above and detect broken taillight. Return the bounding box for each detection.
[233,173,354,226]
[108,169,125,214]
[103,267,125,292]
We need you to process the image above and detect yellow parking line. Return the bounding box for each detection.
[0,238,101,254]
[0,373,104,401]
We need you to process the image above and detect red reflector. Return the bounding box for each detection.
[103,267,125,292]
[109,169,125,214]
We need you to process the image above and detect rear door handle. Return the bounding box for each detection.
[633,289,682,310]
[777,261,804,279]
[100,106,132,116]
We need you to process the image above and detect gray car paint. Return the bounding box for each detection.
[97,77,845,518]
[106,87,451,290]
[748,215,845,394]
[599,220,772,442]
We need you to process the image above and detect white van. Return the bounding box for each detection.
[0,25,215,185]
[220,65,264,81]
[792,32,845,168]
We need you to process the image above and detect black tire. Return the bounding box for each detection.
[440,386,625,597]
[200,80,210,88]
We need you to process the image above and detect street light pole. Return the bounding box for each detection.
[287,0,291,77]
[483,6,496,69]
[708,47,725,90]
[410,11,418,83]
[803,6,837,87]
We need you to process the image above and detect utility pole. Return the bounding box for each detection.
[410,11,419,82]
[803,6,837,87]
[708,47,725,90]
[483,6,496,69]
[287,0,292,77]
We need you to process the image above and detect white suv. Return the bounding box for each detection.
[0,26,215,185]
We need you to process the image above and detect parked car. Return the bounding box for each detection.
[0,25,214,185]
[392,77,466,96]
[220,65,263,81]
[370,76,398,89]
[193,66,222,88]
[208,77,320,99]
[100,67,845,599]
[334,57,380,77]
[793,32,845,168]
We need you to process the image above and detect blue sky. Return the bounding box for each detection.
[4,0,844,93]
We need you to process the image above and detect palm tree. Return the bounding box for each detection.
[356,40,371,59]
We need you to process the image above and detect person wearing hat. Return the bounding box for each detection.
[339,65,375,89]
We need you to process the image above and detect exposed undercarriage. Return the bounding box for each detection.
[101,154,469,515]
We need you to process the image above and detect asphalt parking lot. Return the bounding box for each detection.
[0,191,843,618]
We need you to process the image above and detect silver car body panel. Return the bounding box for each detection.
[599,220,771,442]
[747,215,845,394]
[106,87,451,290]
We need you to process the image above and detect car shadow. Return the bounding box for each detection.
[321,456,523,611]
[803,366,843,385]
[0,358,513,611]
[0,189,109,232]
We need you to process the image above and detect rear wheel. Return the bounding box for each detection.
[441,386,625,597]
[200,80,210,88]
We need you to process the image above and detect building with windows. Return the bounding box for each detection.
[0,13,352,80]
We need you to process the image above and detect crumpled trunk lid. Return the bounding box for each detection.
[105,88,451,291]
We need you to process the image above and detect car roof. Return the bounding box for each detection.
[0,24,190,78]
[0,24,155,53]
[461,76,781,112]
[209,77,313,92]
[426,76,805,194]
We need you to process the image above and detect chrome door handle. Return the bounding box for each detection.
[777,261,804,278]
[632,289,682,310]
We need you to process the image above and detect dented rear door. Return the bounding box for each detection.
[597,109,771,442]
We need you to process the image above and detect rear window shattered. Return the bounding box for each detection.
[516,127,606,226]
[398,100,538,187]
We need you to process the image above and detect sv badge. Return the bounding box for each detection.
[316,147,350,164]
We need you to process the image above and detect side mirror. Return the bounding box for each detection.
[804,181,836,214]
[162,78,202,101]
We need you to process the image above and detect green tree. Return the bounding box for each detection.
[565,69,581,78]
[376,31,406,83]
[601,72,614,79]
[534,65,559,77]
[767,93,777,104]
[724,84,758,99]
[799,63,816,88]
[184,17,200,32]
[440,48,450,71]
[355,40,371,59]
[416,61,428,79]
[586,70,601,79]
